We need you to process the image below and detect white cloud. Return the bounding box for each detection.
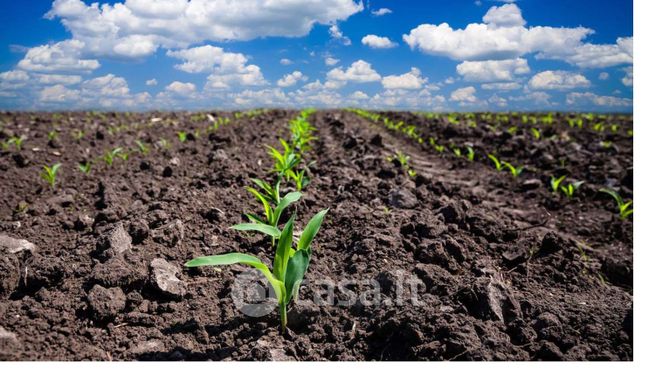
[34,74,82,85]
[43,0,363,59]
[17,40,100,72]
[165,81,196,95]
[371,8,392,16]
[370,88,446,110]
[325,57,340,66]
[598,72,609,80]
[82,74,130,97]
[329,24,352,45]
[566,92,632,107]
[231,88,289,107]
[327,60,381,83]
[488,93,507,107]
[146,78,158,86]
[481,82,521,90]
[622,66,633,86]
[39,84,80,103]
[381,67,427,90]
[403,3,632,68]
[280,58,293,65]
[482,3,526,28]
[509,91,551,104]
[456,58,529,82]
[277,71,306,87]
[205,64,267,89]
[0,70,29,82]
[349,90,369,99]
[450,86,477,103]
[361,35,397,49]
[528,70,590,90]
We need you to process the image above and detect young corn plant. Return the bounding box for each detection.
[78,161,92,175]
[185,209,328,332]
[177,131,188,143]
[550,175,567,193]
[487,154,503,171]
[388,150,416,177]
[599,188,633,220]
[268,139,301,180]
[102,147,124,166]
[501,161,524,177]
[288,168,310,190]
[41,163,61,189]
[8,136,25,151]
[560,181,584,198]
[465,146,475,162]
[530,127,541,140]
[47,130,58,142]
[135,140,150,155]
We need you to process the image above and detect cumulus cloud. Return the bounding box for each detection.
[329,24,352,45]
[0,70,30,82]
[370,88,446,110]
[82,74,130,97]
[325,57,340,66]
[39,84,80,103]
[17,40,100,72]
[598,72,609,81]
[280,58,293,65]
[528,70,590,90]
[450,86,477,103]
[381,67,427,90]
[566,92,632,107]
[277,71,307,87]
[403,3,632,68]
[361,35,397,49]
[481,82,521,90]
[456,58,529,82]
[371,8,392,16]
[622,66,633,86]
[34,74,82,85]
[349,91,369,99]
[43,0,363,59]
[165,81,197,95]
[488,93,508,107]
[231,88,290,107]
[146,78,158,86]
[327,60,381,83]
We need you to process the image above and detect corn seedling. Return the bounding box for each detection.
[550,175,566,192]
[488,154,503,171]
[452,147,462,158]
[288,168,310,190]
[560,181,584,198]
[466,146,475,162]
[530,127,541,140]
[177,131,188,143]
[8,136,25,151]
[599,188,633,219]
[47,130,58,142]
[241,187,301,246]
[72,129,85,141]
[41,163,61,189]
[135,140,150,155]
[187,209,327,332]
[501,161,524,177]
[78,161,92,175]
[102,147,124,166]
[157,138,171,150]
[389,150,416,177]
[268,139,300,180]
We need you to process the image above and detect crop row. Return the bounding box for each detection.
[348,108,632,220]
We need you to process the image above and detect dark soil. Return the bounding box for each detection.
[0,110,632,361]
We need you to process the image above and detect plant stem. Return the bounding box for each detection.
[279,303,287,333]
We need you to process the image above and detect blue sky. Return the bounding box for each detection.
[0,0,633,111]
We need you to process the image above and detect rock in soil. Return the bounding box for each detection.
[97,223,132,259]
[0,234,37,254]
[152,219,185,247]
[0,326,21,360]
[150,258,187,300]
[87,285,126,322]
[388,188,418,209]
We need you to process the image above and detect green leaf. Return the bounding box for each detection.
[272,191,301,226]
[284,248,310,304]
[297,209,329,251]
[273,214,296,281]
[185,252,284,303]
[247,187,272,223]
[231,223,281,238]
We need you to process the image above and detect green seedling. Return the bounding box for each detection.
[389,150,417,177]
[550,175,567,192]
[41,163,61,189]
[288,168,310,190]
[186,209,328,333]
[487,154,502,171]
[599,188,633,219]
[47,130,58,142]
[8,136,25,151]
[507,126,518,135]
[102,147,124,166]
[530,127,541,140]
[158,138,171,150]
[72,129,85,141]
[241,187,302,248]
[560,181,584,198]
[78,161,92,175]
[268,139,300,180]
[501,161,524,177]
[289,110,317,154]
[466,146,475,162]
[600,141,613,149]
[135,140,150,155]
[177,131,188,143]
